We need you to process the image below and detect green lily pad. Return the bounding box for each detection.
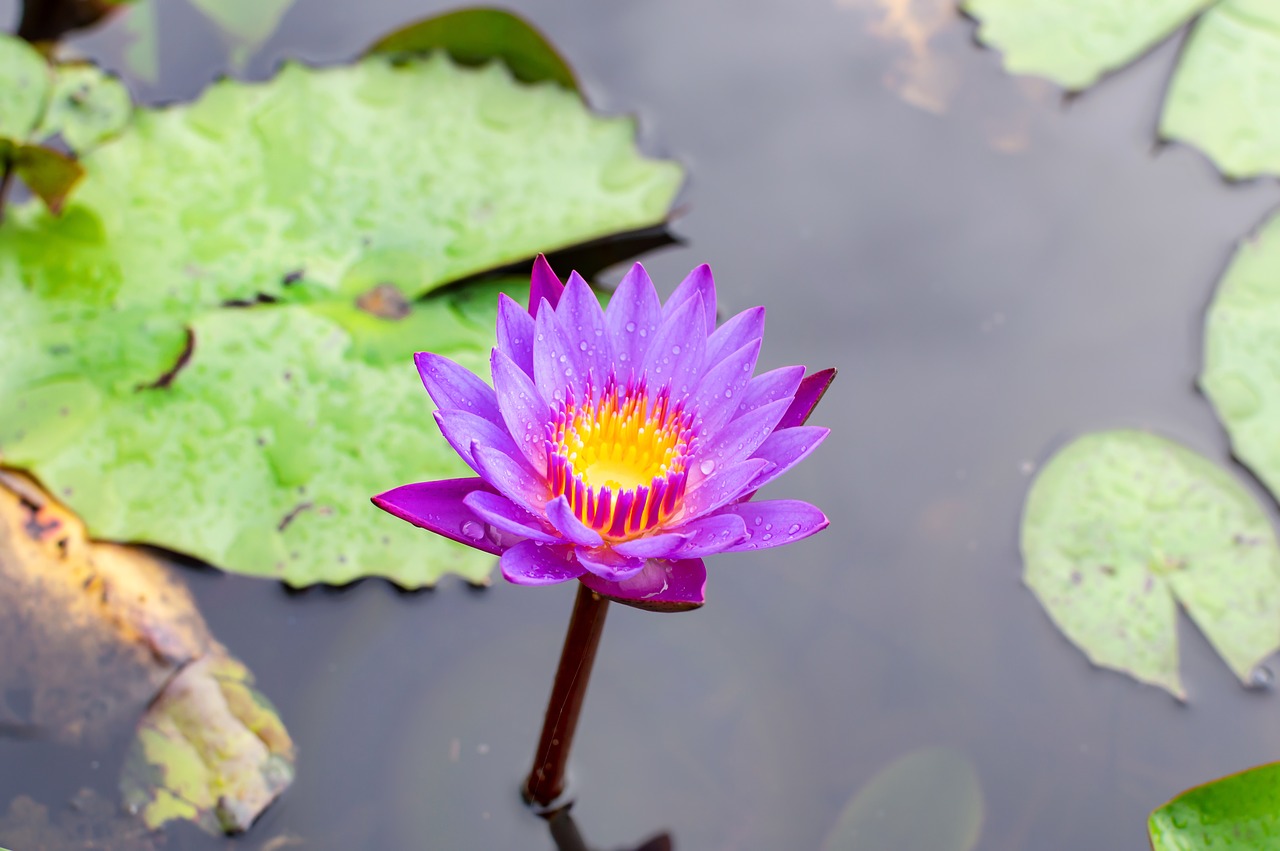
[120,651,295,834]
[188,0,296,69]
[33,63,132,153]
[0,53,681,588]
[1022,430,1280,698]
[0,34,51,140]
[820,747,983,851]
[1149,761,1280,849]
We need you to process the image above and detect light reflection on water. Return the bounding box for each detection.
[5,0,1280,848]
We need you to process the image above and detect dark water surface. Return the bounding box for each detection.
[5,1,1280,848]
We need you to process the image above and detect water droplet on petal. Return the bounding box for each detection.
[754,516,763,526]
[724,389,733,398]
[787,523,801,535]
[672,345,681,355]
[762,533,772,541]
[625,321,636,333]
[579,341,588,351]
[699,459,716,475]
[461,521,484,541]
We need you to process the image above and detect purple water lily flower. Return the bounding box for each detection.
[372,256,832,612]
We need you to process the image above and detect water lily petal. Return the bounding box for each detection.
[778,367,836,429]
[533,301,589,404]
[688,397,790,489]
[491,347,551,474]
[688,338,762,439]
[683,458,770,518]
[669,513,749,558]
[473,443,550,512]
[496,293,536,376]
[528,254,564,317]
[604,263,662,377]
[705,306,764,371]
[546,495,604,547]
[662,263,716,331]
[642,292,707,394]
[580,558,707,612]
[612,532,688,559]
[748,426,830,492]
[557,271,611,383]
[575,545,646,581]
[371,478,512,555]
[463,490,559,543]
[714,500,829,551]
[434,409,528,476]
[736,365,806,421]
[501,539,584,585]
[414,351,501,425]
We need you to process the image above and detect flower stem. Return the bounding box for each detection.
[523,582,610,810]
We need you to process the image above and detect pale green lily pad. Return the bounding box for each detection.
[1161,0,1280,178]
[122,0,160,85]
[0,34,50,139]
[33,63,133,153]
[0,53,680,587]
[1149,762,1280,849]
[1022,430,1280,698]
[120,652,295,834]
[961,0,1213,91]
[820,747,983,851]
[189,0,296,69]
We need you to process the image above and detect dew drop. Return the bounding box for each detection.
[1251,665,1275,689]
[787,523,801,535]
[461,521,484,541]
[619,352,629,361]
[579,341,588,351]
[639,328,648,337]
[762,533,772,541]
[754,516,763,526]
[625,321,636,332]
[672,345,681,355]
[724,389,733,398]
[699,459,716,475]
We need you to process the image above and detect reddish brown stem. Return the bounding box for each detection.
[523,583,610,810]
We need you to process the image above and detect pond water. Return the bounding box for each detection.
[4,0,1280,849]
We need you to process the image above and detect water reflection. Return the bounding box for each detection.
[546,807,672,851]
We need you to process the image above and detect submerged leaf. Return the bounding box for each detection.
[1022,431,1280,698]
[0,53,681,587]
[369,8,579,91]
[1149,762,1280,849]
[820,747,983,851]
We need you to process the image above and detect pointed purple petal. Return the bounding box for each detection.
[533,302,587,404]
[575,545,645,581]
[748,426,830,492]
[414,352,501,424]
[528,254,564,317]
[557,271,612,384]
[704,306,764,371]
[604,263,662,378]
[682,458,770,517]
[662,264,717,331]
[736,366,806,421]
[501,539,584,586]
[491,347,551,474]
[778,367,836,429]
[497,293,536,376]
[612,532,688,559]
[669,513,749,558]
[546,495,604,547]
[688,338,762,440]
[463,490,559,543]
[434,409,526,476]
[714,500,828,551]
[371,478,513,555]
[473,443,550,512]
[580,558,707,613]
[641,292,707,394]
[687,398,789,489]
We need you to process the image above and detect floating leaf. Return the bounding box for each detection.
[2,140,83,213]
[122,0,160,85]
[1022,430,1280,698]
[820,747,983,851]
[0,53,681,588]
[369,7,579,91]
[188,0,296,69]
[33,63,133,153]
[0,32,51,139]
[1149,762,1280,849]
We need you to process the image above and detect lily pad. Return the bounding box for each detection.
[820,747,984,851]
[1021,430,1280,698]
[0,34,51,139]
[188,0,296,69]
[33,63,133,153]
[1149,761,1280,849]
[0,53,681,588]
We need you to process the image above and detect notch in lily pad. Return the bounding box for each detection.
[1021,430,1280,699]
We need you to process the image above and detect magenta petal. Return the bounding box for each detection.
[472,444,550,512]
[715,500,829,551]
[704,306,764,370]
[557,271,612,383]
[496,293,536,376]
[546,496,604,547]
[528,254,564,317]
[688,338,763,440]
[670,513,749,558]
[688,397,789,489]
[604,263,662,376]
[434,409,526,476]
[683,458,770,517]
[463,490,559,543]
[580,558,707,613]
[533,303,587,404]
[642,292,707,392]
[575,545,645,581]
[748,426,830,491]
[371,478,513,555]
[778,367,836,429]
[414,352,501,425]
[736,366,806,421]
[491,347,551,474]
[612,532,688,559]
[501,540,584,586]
[662,264,717,331]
